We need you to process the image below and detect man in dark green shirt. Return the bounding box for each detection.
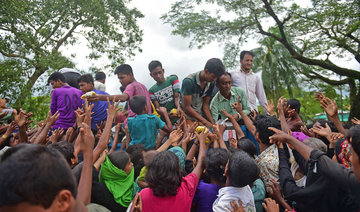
[181,58,225,128]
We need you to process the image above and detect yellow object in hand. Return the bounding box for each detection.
[81,91,96,99]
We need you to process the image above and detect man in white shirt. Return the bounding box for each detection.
[94,71,106,91]
[231,51,267,112]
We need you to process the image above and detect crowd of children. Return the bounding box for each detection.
[0,53,360,212]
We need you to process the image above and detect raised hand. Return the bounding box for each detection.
[78,122,95,155]
[311,123,332,137]
[249,110,258,121]
[13,109,28,127]
[49,127,64,144]
[229,138,238,149]
[0,110,9,119]
[4,121,16,137]
[157,107,167,116]
[268,127,293,144]
[213,123,226,137]
[232,96,243,112]
[196,127,210,144]
[46,110,60,126]
[264,99,275,116]
[169,129,184,145]
[351,117,360,125]
[314,91,326,102]
[106,97,121,118]
[320,97,338,117]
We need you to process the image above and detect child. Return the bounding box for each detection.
[127,95,172,149]
[192,148,230,212]
[212,151,258,212]
[92,151,134,212]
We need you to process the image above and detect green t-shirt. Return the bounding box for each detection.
[149,75,180,112]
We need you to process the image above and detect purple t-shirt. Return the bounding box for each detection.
[124,81,152,118]
[193,180,222,212]
[50,85,82,130]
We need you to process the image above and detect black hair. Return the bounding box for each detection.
[254,114,281,145]
[48,72,66,84]
[238,138,257,158]
[0,144,76,209]
[129,95,147,115]
[148,60,162,72]
[146,151,182,197]
[95,71,106,80]
[204,148,230,184]
[185,159,194,175]
[108,151,130,170]
[47,141,75,166]
[126,144,145,179]
[348,125,360,163]
[287,99,301,114]
[228,150,259,187]
[114,64,133,75]
[240,50,254,60]
[216,72,232,83]
[77,74,94,85]
[204,58,225,78]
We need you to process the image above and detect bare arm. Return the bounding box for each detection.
[232,97,256,136]
[87,93,129,102]
[93,98,120,163]
[76,122,94,205]
[156,129,183,152]
[222,110,245,139]
[183,95,213,128]
[202,96,215,125]
[191,130,208,179]
[158,107,173,133]
[34,111,60,145]
[109,123,121,154]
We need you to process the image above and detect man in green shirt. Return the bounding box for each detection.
[148,60,182,114]
[210,72,251,122]
[181,58,225,128]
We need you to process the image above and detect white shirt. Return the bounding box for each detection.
[213,186,256,212]
[94,80,106,91]
[231,69,267,111]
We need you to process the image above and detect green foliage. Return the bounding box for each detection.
[0,0,143,106]
[21,95,51,125]
[162,0,360,118]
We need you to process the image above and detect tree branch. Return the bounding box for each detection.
[53,20,85,52]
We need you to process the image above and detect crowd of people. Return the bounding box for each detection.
[0,50,360,212]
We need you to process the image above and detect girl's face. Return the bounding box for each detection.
[124,157,133,175]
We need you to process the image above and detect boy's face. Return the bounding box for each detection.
[204,69,218,82]
[78,81,93,93]
[49,80,63,89]
[150,66,165,84]
[117,73,133,87]
[124,157,133,175]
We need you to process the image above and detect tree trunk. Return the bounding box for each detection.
[349,80,360,120]
[14,67,46,108]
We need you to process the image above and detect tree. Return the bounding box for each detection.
[251,30,300,101]
[0,0,143,107]
[162,0,360,119]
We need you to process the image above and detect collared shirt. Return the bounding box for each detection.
[210,86,251,122]
[231,69,267,111]
[212,186,256,212]
[181,71,214,120]
[255,144,279,183]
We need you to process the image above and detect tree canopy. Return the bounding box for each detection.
[0,0,143,106]
[162,0,360,119]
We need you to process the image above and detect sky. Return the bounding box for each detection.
[60,0,359,96]
[61,0,258,95]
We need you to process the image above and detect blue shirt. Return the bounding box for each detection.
[128,114,165,149]
[82,89,109,130]
[193,180,222,212]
